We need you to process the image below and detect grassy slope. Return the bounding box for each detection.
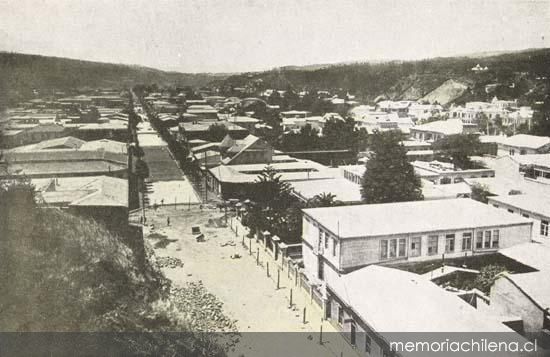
[0,185,225,355]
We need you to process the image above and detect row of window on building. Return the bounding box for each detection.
[379,230,500,260]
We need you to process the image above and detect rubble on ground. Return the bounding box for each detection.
[156,256,184,268]
[171,281,238,333]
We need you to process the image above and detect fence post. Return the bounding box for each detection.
[289,289,293,308]
[303,307,307,324]
[295,268,298,286]
[256,247,259,265]
[277,269,280,289]
[267,262,270,277]
[319,322,323,345]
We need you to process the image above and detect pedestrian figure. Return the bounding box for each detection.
[161,199,164,205]
[167,217,170,226]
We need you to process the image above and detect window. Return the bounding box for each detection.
[541,220,549,237]
[381,238,406,259]
[398,238,406,257]
[389,240,397,258]
[445,234,455,253]
[492,230,500,248]
[462,232,472,251]
[507,209,515,214]
[484,231,492,248]
[332,238,337,257]
[522,214,530,218]
[365,334,371,353]
[380,240,388,259]
[410,237,421,257]
[476,231,483,249]
[428,235,438,255]
[338,306,344,325]
[324,233,329,249]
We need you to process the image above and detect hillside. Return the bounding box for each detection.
[219,48,550,105]
[0,52,228,105]
[0,181,226,356]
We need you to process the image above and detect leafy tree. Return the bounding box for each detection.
[322,117,355,150]
[432,134,484,170]
[470,183,492,203]
[530,95,550,137]
[361,131,423,203]
[278,124,321,151]
[206,123,228,142]
[473,264,506,294]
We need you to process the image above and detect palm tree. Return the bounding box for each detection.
[308,192,342,208]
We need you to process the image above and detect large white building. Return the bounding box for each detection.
[301,198,532,286]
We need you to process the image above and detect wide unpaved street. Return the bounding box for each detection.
[137,206,360,357]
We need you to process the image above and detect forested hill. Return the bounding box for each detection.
[218,48,550,104]
[0,52,228,103]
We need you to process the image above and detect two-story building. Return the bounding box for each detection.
[301,198,532,287]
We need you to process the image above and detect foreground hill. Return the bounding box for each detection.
[219,48,550,105]
[0,181,226,356]
[0,52,228,105]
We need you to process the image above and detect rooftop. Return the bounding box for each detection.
[488,193,550,218]
[497,243,550,311]
[500,134,550,149]
[302,198,531,238]
[329,265,513,332]
[291,178,362,203]
[411,119,466,135]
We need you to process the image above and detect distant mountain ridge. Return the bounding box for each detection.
[219,48,550,105]
[0,51,229,105]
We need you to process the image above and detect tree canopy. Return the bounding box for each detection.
[361,130,423,204]
[432,134,484,170]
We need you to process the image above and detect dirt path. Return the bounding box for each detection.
[137,206,359,356]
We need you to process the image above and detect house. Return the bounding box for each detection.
[223,116,261,132]
[491,243,550,347]
[30,175,128,234]
[0,123,70,148]
[325,265,521,355]
[7,136,127,154]
[208,157,333,199]
[220,134,273,165]
[410,119,478,142]
[1,150,128,179]
[177,121,248,141]
[488,194,550,241]
[185,104,219,120]
[497,134,550,156]
[412,160,495,184]
[301,198,532,283]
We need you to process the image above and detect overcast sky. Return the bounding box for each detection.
[1,0,549,73]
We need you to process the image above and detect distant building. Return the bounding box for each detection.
[412,160,495,184]
[208,153,332,199]
[497,134,550,156]
[410,119,478,142]
[301,199,532,282]
[488,194,550,241]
